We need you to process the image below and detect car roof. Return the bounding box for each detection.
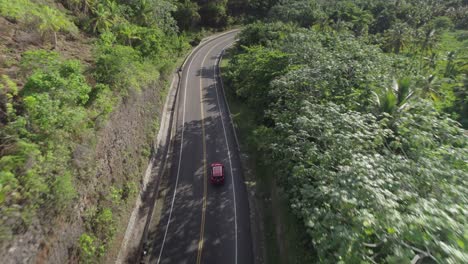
[212,165,223,177]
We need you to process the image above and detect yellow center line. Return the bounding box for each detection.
[196,48,208,264]
[196,39,229,264]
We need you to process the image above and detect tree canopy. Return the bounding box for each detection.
[226,1,468,261]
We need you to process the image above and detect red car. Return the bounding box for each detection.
[210,162,225,184]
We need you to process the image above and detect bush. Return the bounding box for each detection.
[174,0,201,30]
[79,206,116,261]
[268,0,324,28]
[109,186,123,206]
[432,16,454,30]
[199,1,229,28]
[94,208,115,241]
[236,21,297,48]
[226,45,289,117]
[20,50,60,77]
[51,172,77,211]
[0,75,18,123]
[88,83,115,123]
[0,51,95,241]
[94,41,159,93]
[23,60,91,106]
[79,233,104,263]
[0,138,45,240]
[22,79,89,136]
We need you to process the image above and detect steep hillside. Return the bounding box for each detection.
[0,0,246,262]
[0,1,168,263]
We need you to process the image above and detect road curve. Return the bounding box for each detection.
[145,31,253,264]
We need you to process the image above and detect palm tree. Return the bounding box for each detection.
[417,26,438,55]
[383,22,412,54]
[317,17,333,33]
[331,18,351,33]
[351,11,373,36]
[90,3,113,33]
[135,0,152,26]
[116,23,141,46]
[59,0,81,13]
[373,78,414,115]
[38,7,66,49]
[103,0,120,16]
[419,75,440,102]
[82,0,96,15]
[444,51,457,78]
[422,53,438,70]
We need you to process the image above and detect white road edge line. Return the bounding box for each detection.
[157,33,238,264]
[217,44,241,153]
[156,47,194,264]
[116,30,240,264]
[214,42,239,264]
[197,38,235,263]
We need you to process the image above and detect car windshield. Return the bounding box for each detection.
[212,166,223,177]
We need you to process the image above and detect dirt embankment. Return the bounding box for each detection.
[1,15,168,263]
[2,82,165,263]
[0,16,93,80]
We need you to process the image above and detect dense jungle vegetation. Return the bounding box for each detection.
[225,0,467,263]
[1,0,467,262]
[0,0,249,261]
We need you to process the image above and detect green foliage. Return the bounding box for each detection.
[0,139,46,238]
[123,182,137,201]
[23,59,91,106]
[198,0,229,28]
[0,75,18,123]
[450,75,468,127]
[227,17,468,263]
[236,21,297,48]
[335,1,374,35]
[79,206,116,261]
[131,27,168,59]
[383,22,413,54]
[174,0,201,30]
[20,50,60,76]
[88,83,115,122]
[109,186,123,205]
[19,55,91,139]
[93,20,185,92]
[231,25,407,113]
[135,0,178,33]
[226,45,289,117]
[0,0,78,36]
[246,0,280,18]
[51,172,77,211]
[372,78,414,116]
[94,39,159,93]
[0,51,103,241]
[88,0,123,33]
[79,233,105,263]
[433,16,454,30]
[268,0,324,28]
[94,208,115,240]
[255,0,468,126]
[1,0,190,250]
[35,5,78,41]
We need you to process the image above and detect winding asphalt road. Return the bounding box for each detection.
[145,31,253,264]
